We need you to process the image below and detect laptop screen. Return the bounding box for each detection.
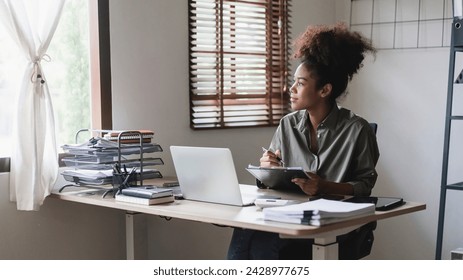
[170,146,248,206]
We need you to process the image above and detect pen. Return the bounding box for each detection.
[261,147,285,167]
[112,164,120,175]
[122,167,136,186]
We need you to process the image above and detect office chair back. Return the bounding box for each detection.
[369,123,378,134]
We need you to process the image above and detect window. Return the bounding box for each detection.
[188,0,291,129]
[47,0,92,147]
[50,0,112,145]
[0,17,21,157]
[0,0,92,156]
[0,0,111,171]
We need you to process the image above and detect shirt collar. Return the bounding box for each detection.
[296,105,340,132]
[321,105,340,130]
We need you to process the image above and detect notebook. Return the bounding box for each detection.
[170,146,265,206]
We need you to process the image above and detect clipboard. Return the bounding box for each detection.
[245,165,309,192]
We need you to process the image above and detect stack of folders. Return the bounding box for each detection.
[103,130,154,144]
[115,186,174,205]
[263,199,375,226]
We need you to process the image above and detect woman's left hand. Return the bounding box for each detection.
[291,172,322,196]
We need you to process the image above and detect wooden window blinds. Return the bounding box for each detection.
[188,0,291,129]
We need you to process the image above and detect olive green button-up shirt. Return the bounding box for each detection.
[269,106,380,196]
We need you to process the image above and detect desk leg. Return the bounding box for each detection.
[282,225,363,260]
[126,213,136,260]
[312,237,338,260]
[125,212,147,260]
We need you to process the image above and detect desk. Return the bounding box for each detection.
[50,179,426,260]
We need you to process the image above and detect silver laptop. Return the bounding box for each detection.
[170,146,259,206]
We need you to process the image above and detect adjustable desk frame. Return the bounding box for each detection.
[51,181,425,260]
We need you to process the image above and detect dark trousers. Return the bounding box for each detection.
[227,222,376,260]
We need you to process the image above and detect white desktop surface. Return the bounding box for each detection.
[50,178,425,259]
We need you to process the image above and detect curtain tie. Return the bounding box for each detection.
[31,54,51,84]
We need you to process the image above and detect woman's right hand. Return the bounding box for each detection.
[260,149,282,168]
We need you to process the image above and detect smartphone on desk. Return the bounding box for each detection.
[343,196,405,211]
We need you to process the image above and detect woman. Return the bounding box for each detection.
[227,23,380,260]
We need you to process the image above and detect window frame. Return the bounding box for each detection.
[91,0,113,131]
[188,0,291,129]
[0,0,112,173]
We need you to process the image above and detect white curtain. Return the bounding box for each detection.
[0,0,65,210]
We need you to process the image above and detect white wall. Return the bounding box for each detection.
[343,50,450,259]
[344,49,463,259]
[0,173,126,259]
[336,0,463,259]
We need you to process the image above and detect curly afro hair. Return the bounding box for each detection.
[292,23,376,102]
